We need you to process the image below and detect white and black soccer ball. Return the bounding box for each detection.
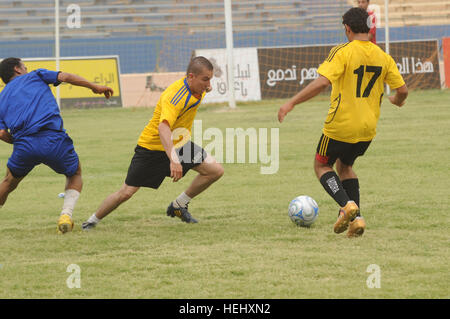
[288,195,319,227]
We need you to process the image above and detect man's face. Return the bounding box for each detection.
[188,67,213,96]
[357,0,369,11]
[14,62,28,76]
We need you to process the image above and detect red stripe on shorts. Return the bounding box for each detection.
[315,153,329,164]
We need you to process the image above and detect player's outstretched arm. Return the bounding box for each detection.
[278,75,330,123]
[0,129,13,144]
[57,72,114,99]
[388,84,408,107]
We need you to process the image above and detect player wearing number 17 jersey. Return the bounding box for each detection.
[278,7,408,238]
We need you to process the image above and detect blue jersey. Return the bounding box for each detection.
[0,69,63,140]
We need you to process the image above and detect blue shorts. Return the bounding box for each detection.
[7,130,79,178]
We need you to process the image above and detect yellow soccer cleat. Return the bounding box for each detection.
[333,201,359,234]
[347,216,366,238]
[57,214,74,234]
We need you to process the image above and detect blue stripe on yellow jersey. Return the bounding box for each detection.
[137,77,205,151]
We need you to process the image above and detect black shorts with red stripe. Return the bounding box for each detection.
[315,134,371,166]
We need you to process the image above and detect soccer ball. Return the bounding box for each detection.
[288,195,319,227]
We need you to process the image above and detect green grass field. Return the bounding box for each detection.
[0,90,448,298]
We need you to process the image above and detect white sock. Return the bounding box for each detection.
[87,213,101,224]
[60,189,80,218]
[173,192,191,208]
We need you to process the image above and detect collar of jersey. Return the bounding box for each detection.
[183,77,193,95]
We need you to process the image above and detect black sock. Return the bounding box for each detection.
[342,178,361,217]
[342,178,360,206]
[319,171,350,207]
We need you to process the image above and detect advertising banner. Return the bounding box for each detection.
[258,44,332,99]
[257,40,441,99]
[378,40,440,90]
[194,48,261,104]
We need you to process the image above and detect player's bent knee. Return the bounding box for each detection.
[313,158,332,178]
[2,175,12,185]
[2,178,19,192]
[119,190,134,202]
[313,158,324,172]
[210,163,224,181]
[74,164,82,176]
[2,170,23,190]
[216,164,225,178]
[118,185,139,202]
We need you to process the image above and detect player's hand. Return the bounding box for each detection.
[278,102,294,123]
[170,162,183,182]
[92,85,114,99]
[388,95,405,107]
[169,147,183,182]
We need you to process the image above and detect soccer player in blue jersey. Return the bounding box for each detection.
[0,57,113,234]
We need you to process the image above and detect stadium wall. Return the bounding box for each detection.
[1,25,449,74]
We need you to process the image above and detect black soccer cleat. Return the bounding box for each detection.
[166,202,198,223]
[81,221,97,231]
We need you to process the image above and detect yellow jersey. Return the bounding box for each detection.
[317,40,405,143]
[138,77,205,151]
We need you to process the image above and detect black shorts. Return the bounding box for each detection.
[315,134,371,166]
[125,141,207,189]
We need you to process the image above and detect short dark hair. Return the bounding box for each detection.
[342,7,370,34]
[0,57,22,84]
[186,56,213,76]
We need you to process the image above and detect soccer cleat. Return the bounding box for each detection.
[57,214,74,234]
[81,221,96,231]
[347,216,366,238]
[166,202,198,223]
[333,201,359,234]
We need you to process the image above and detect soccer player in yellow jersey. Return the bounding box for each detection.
[82,57,224,230]
[278,8,408,237]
